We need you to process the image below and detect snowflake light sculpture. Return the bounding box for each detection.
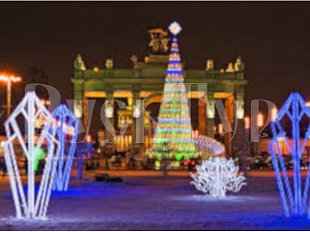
[51,104,79,191]
[190,157,246,197]
[269,92,310,218]
[3,92,59,220]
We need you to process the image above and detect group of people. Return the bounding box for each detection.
[85,159,100,172]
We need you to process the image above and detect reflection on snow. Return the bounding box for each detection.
[173,194,273,203]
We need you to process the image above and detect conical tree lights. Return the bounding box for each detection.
[148,21,198,161]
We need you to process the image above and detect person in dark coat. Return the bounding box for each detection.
[0,157,7,178]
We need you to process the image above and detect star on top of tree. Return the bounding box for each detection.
[168,21,182,36]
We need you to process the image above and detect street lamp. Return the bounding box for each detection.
[244,116,250,130]
[218,123,224,135]
[0,73,21,117]
[271,106,278,121]
[255,112,264,155]
[257,112,264,128]
[243,116,251,175]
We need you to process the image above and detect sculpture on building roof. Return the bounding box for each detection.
[234,56,245,72]
[226,63,235,73]
[148,28,170,54]
[206,59,214,71]
[106,58,113,69]
[74,54,86,71]
[131,54,138,64]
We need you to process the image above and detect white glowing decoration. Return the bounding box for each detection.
[3,92,59,219]
[73,100,83,118]
[168,21,182,36]
[190,157,246,197]
[194,135,225,156]
[133,103,141,118]
[105,100,113,118]
[235,99,245,119]
[207,99,215,119]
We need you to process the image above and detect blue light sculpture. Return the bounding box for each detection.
[269,92,310,218]
[76,141,94,180]
[51,104,79,191]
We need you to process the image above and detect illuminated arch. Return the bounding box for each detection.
[144,93,162,108]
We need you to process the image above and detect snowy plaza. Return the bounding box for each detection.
[0,3,310,231]
[0,170,310,230]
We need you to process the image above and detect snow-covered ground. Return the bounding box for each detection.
[1,171,310,230]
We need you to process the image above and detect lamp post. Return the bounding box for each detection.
[256,112,264,155]
[257,112,264,129]
[271,106,278,122]
[0,73,21,117]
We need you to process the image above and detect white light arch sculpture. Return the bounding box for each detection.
[3,92,59,220]
[194,135,225,156]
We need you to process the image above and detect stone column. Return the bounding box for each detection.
[233,92,246,159]
[235,93,245,120]
[104,92,115,155]
[206,93,215,138]
[224,94,235,156]
[198,97,207,136]
[73,92,83,141]
[72,64,85,120]
[132,92,145,157]
[82,95,88,131]
[73,93,83,119]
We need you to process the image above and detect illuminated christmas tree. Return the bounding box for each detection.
[148,22,198,161]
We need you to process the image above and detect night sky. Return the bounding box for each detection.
[0,2,309,107]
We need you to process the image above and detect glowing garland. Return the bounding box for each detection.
[269,92,310,218]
